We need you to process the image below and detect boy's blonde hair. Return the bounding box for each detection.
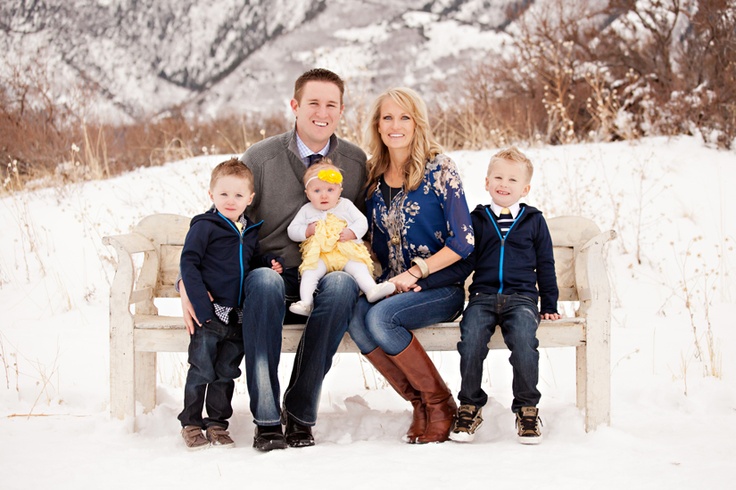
[210,157,254,190]
[487,147,534,182]
[303,158,343,187]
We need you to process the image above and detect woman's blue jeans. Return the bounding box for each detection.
[457,292,541,412]
[178,317,244,429]
[348,285,465,356]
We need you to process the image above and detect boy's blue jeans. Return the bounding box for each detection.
[242,267,360,427]
[458,293,541,412]
[178,317,244,429]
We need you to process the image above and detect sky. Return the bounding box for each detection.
[0,135,735,489]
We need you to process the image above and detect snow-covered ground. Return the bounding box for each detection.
[1,136,734,489]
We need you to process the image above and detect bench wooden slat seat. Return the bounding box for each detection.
[104,213,615,432]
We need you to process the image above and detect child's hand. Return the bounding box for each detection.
[541,312,561,320]
[271,259,283,274]
[179,281,200,335]
[339,227,357,242]
[305,222,317,238]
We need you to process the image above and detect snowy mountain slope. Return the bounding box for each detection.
[0,0,526,120]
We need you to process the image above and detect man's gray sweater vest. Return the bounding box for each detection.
[240,130,367,269]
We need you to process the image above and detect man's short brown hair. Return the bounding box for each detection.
[293,68,345,104]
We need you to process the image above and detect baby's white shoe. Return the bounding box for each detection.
[289,301,313,317]
[365,282,396,302]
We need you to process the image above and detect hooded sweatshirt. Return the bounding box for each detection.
[417,203,559,314]
[180,209,278,324]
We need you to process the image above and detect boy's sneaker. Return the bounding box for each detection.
[449,404,483,442]
[289,301,313,317]
[516,406,542,444]
[206,425,235,448]
[181,425,209,451]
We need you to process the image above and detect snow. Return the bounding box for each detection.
[1,136,735,489]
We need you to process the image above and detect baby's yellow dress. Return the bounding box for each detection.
[299,213,374,274]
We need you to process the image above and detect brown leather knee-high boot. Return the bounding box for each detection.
[390,335,457,443]
[365,347,426,443]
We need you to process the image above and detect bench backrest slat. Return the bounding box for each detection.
[129,213,601,309]
[132,214,189,298]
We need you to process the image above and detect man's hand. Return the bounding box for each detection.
[179,280,201,335]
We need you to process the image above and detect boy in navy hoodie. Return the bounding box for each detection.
[416,147,560,444]
[178,158,283,450]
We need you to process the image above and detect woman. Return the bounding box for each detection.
[349,87,474,443]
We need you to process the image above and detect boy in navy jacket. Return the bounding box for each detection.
[178,158,283,450]
[417,147,560,444]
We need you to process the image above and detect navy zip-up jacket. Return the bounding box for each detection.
[180,209,277,324]
[417,203,559,314]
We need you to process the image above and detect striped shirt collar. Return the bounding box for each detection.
[490,201,521,218]
[295,132,330,167]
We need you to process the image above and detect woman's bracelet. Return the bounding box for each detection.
[411,257,430,279]
[407,268,420,279]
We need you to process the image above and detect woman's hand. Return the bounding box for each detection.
[387,247,463,294]
[389,270,419,293]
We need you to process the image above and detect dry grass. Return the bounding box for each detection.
[1,109,289,193]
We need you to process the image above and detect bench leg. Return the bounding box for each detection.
[584,334,611,432]
[110,318,136,424]
[135,351,157,413]
[575,344,586,412]
[576,330,612,432]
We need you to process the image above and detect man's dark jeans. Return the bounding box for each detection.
[242,267,360,427]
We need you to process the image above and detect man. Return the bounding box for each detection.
[180,68,367,451]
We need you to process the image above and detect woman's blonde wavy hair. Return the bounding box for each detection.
[364,87,443,197]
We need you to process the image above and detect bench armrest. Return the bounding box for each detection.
[103,232,160,316]
[575,229,616,315]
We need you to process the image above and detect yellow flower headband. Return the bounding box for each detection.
[306,168,343,188]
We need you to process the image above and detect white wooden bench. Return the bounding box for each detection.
[104,214,615,431]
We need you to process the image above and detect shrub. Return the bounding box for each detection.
[445,0,736,149]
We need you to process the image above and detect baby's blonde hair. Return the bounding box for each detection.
[487,147,534,182]
[303,158,343,187]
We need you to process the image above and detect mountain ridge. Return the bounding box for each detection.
[1,0,523,121]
